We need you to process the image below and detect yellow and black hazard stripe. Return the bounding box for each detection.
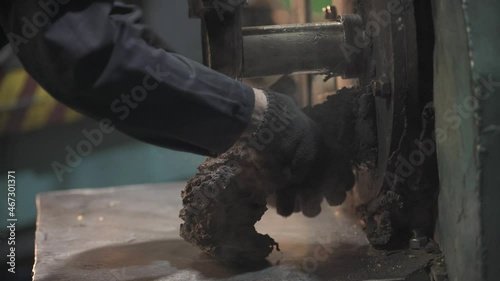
[0,69,83,134]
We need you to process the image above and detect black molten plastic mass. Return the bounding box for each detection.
[179,88,375,261]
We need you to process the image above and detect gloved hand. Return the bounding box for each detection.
[244,89,355,217]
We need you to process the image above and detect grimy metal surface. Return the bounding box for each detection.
[433,0,500,280]
[33,183,437,281]
[242,22,346,78]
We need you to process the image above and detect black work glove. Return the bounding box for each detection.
[244,90,355,217]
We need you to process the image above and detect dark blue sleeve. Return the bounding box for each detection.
[0,0,254,156]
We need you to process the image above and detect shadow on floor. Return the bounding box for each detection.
[37,238,436,281]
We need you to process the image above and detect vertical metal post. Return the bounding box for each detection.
[333,0,357,90]
[290,0,312,107]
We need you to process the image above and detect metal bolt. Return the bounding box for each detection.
[322,5,338,21]
[409,229,428,250]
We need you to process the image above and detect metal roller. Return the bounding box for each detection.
[242,22,346,78]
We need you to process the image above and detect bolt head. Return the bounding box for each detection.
[410,236,428,250]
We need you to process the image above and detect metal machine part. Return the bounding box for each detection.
[188,0,438,253]
[242,14,362,78]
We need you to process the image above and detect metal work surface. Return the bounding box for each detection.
[33,183,436,281]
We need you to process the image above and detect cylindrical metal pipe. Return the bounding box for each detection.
[242,22,347,78]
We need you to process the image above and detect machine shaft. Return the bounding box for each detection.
[242,22,348,78]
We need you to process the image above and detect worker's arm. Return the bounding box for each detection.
[0,0,254,156]
[0,0,354,216]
